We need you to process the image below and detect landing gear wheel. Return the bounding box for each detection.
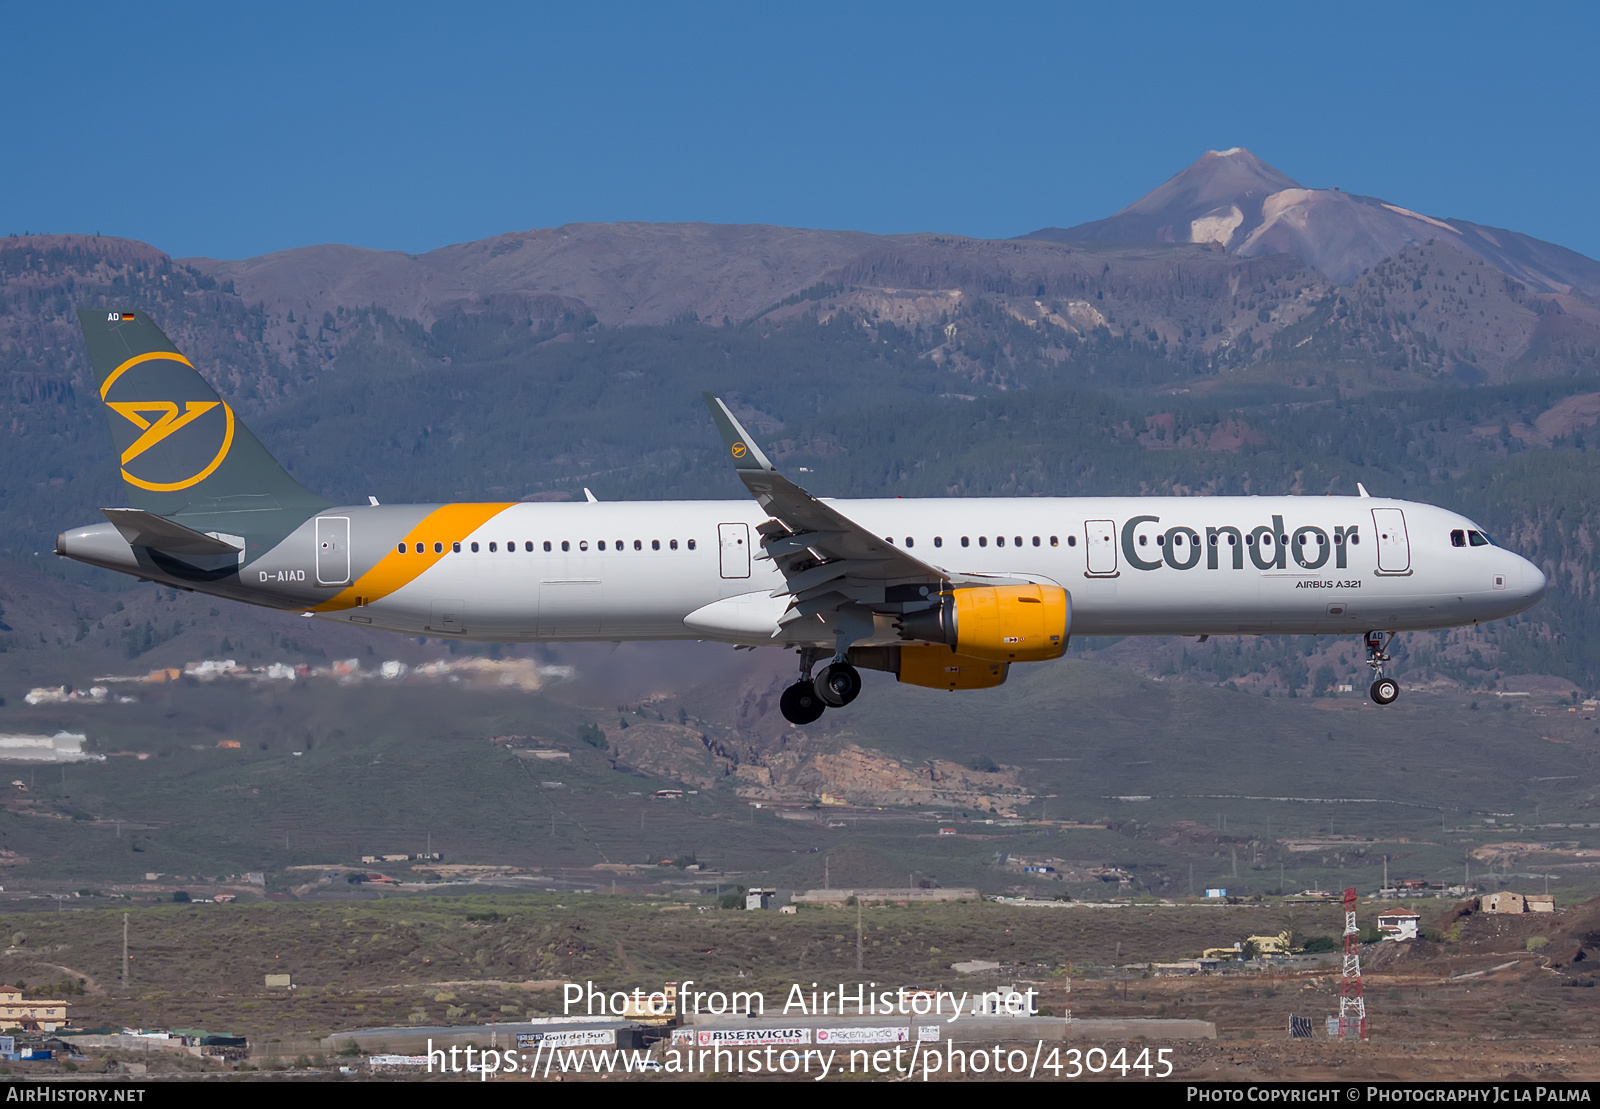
[780,681,826,725]
[814,662,862,707]
[1363,630,1398,704]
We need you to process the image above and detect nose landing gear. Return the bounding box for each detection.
[1364,630,1399,705]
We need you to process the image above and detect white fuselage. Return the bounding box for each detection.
[311,495,1544,644]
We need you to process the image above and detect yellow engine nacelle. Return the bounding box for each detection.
[846,645,1010,690]
[897,584,1071,663]
[896,645,1009,690]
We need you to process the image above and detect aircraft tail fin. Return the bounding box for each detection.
[76,309,330,521]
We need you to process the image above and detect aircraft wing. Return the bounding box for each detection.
[703,394,949,626]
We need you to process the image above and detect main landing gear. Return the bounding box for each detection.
[1364,630,1399,705]
[780,648,861,725]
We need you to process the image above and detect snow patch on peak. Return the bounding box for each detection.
[1381,203,1459,235]
[1257,189,1320,226]
[1209,147,1244,157]
[1190,205,1244,246]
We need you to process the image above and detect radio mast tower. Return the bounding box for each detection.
[1338,886,1368,1040]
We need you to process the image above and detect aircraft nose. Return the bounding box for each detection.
[1519,554,1547,604]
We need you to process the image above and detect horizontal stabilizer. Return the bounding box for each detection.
[101,508,243,555]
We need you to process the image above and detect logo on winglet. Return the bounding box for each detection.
[731,442,748,459]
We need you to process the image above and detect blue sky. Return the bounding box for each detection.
[6,1,1598,260]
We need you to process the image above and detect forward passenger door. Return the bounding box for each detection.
[1372,508,1411,575]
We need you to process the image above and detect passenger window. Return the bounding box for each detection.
[434,542,443,554]
[1065,536,1075,547]
[1033,536,1040,547]
[978,537,988,547]
[1014,536,1022,547]
[489,542,497,552]
[396,543,406,554]
[670,540,679,550]
[961,537,969,547]
[415,542,425,554]
[543,541,552,552]
[934,537,943,548]
[885,537,894,544]
[687,539,696,550]
[525,541,533,552]
[995,536,1004,547]
[1468,531,1489,547]
[598,541,606,551]
[453,542,461,553]
[1450,529,1466,547]
[561,541,569,552]
[579,540,589,551]
[905,537,914,548]
[634,540,642,551]
[472,542,480,553]
[1139,535,1148,546]
[652,540,661,551]
[1350,534,1360,544]
[616,540,624,550]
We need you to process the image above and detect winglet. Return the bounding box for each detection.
[702,393,777,473]
[1357,482,1371,498]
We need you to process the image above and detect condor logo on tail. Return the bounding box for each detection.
[99,352,236,492]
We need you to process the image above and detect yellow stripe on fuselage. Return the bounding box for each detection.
[311,502,515,612]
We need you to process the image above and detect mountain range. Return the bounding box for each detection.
[4,148,1598,398]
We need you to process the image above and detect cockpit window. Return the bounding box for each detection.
[1468,530,1490,547]
[1450,529,1466,547]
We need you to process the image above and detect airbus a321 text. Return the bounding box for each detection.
[57,310,1547,724]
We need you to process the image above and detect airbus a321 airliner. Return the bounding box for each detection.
[57,310,1546,724]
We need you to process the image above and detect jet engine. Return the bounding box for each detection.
[895,583,1071,662]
